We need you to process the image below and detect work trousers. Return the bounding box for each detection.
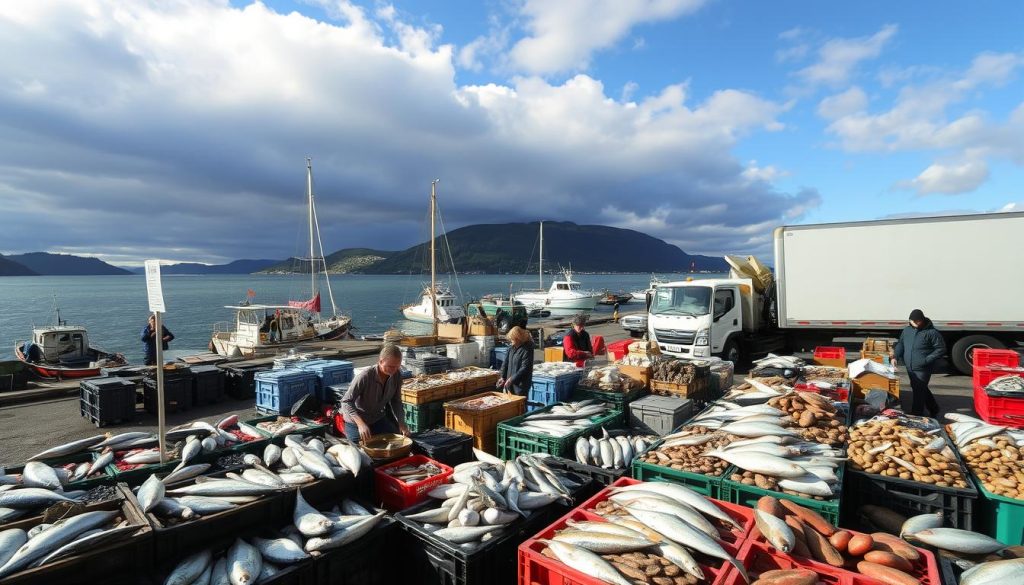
[907,369,939,416]
[343,415,399,445]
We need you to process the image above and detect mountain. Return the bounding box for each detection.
[360,221,729,274]
[7,252,131,275]
[0,254,37,276]
[258,248,395,274]
[160,259,281,275]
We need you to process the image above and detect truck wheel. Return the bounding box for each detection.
[629,330,642,338]
[722,340,741,365]
[951,335,1004,375]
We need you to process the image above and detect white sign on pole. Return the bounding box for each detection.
[144,260,166,313]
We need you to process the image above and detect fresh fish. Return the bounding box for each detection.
[166,427,212,443]
[575,437,590,465]
[93,432,153,450]
[255,562,279,584]
[27,436,104,461]
[777,475,835,497]
[326,443,362,477]
[21,462,62,491]
[432,524,506,544]
[152,498,196,520]
[754,509,795,553]
[0,529,27,568]
[70,462,90,483]
[516,492,563,510]
[705,449,807,478]
[26,524,52,539]
[447,480,474,521]
[307,438,326,454]
[539,540,632,585]
[911,528,1006,554]
[608,493,718,539]
[263,444,282,468]
[251,536,310,564]
[201,437,219,453]
[481,508,518,525]
[0,510,117,578]
[552,530,655,553]
[294,489,333,537]
[718,422,799,438]
[304,512,385,552]
[0,509,28,523]
[167,480,281,497]
[216,415,240,430]
[624,507,747,582]
[163,548,213,585]
[34,524,138,566]
[0,488,73,509]
[900,512,944,537]
[193,559,214,585]
[277,473,315,486]
[505,482,526,518]
[616,436,634,465]
[138,474,166,513]
[176,437,202,471]
[176,496,238,516]
[124,450,165,465]
[237,422,263,439]
[341,499,371,516]
[227,538,262,585]
[241,469,285,488]
[297,451,335,480]
[87,451,114,478]
[163,464,212,486]
[403,505,455,523]
[960,558,1024,585]
[209,557,229,585]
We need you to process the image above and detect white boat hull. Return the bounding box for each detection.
[211,316,350,357]
[515,293,601,311]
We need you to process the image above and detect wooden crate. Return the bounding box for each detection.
[650,377,707,400]
[399,335,439,347]
[617,364,652,388]
[544,347,564,362]
[401,377,468,404]
[444,391,526,454]
[862,338,894,353]
[457,366,501,393]
[860,350,891,364]
[852,373,900,399]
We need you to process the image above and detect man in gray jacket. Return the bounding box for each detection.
[341,344,409,443]
[893,309,946,417]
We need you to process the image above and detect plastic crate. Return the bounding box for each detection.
[411,427,474,467]
[403,399,445,433]
[3,451,115,492]
[936,550,963,585]
[490,346,509,369]
[79,378,137,427]
[606,338,632,361]
[973,347,1020,369]
[627,394,694,436]
[254,368,318,415]
[630,450,727,499]
[222,364,266,400]
[190,364,225,405]
[313,515,400,585]
[443,391,526,454]
[540,455,626,490]
[142,376,193,414]
[373,455,454,511]
[570,385,647,408]
[296,359,354,401]
[496,403,625,461]
[720,541,848,585]
[842,466,978,531]
[528,371,582,407]
[244,415,328,444]
[970,468,1024,545]
[973,374,1024,427]
[721,463,843,526]
[974,364,1024,391]
[814,346,847,368]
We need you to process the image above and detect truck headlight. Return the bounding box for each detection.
[694,328,709,346]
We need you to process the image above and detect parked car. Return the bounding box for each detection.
[619,314,648,338]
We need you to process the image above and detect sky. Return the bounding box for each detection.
[0,0,1021,265]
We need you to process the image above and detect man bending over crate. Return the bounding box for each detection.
[341,344,410,443]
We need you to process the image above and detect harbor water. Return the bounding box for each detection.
[0,273,722,363]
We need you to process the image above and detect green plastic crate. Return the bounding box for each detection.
[720,463,844,526]
[496,404,625,460]
[571,385,648,408]
[404,400,445,433]
[108,458,181,486]
[629,437,726,499]
[5,452,116,491]
[244,415,327,445]
[971,469,1024,545]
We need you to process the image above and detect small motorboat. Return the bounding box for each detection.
[598,291,633,305]
[16,324,126,379]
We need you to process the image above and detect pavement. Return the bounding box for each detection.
[0,317,976,465]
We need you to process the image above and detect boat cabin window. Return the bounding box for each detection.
[556,283,568,290]
[568,283,580,290]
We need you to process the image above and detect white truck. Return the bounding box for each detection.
[647,212,1024,374]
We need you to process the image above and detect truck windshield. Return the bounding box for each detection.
[651,286,712,316]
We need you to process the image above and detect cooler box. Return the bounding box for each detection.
[255,368,318,415]
[191,364,226,405]
[490,346,510,370]
[628,394,694,435]
[296,359,354,401]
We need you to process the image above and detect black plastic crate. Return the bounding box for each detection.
[222,365,266,400]
[411,427,474,467]
[937,550,963,585]
[313,516,399,585]
[541,455,625,491]
[80,378,137,427]
[143,376,193,414]
[190,364,226,405]
[841,468,978,531]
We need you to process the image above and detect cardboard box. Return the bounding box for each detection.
[467,317,497,336]
[544,347,564,362]
[437,322,466,340]
[852,373,900,398]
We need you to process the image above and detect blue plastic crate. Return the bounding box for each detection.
[490,346,510,369]
[255,368,318,414]
[528,371,582,407]
[296,359,354,400]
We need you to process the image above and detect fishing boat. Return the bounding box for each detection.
[598,291,633,305]
[630,275,666,301]
[399,180,467,328]
[210,159,351,357]
[15,309,126,378]
[512,221,602,311]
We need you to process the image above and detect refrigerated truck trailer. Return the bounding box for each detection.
[648,212,1024,374]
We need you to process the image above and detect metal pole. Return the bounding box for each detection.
[307,158,316,307]
[430,179,439,339]
[154,311,167,464]
[539,221,543,289]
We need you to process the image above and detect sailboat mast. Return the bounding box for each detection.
[306,158,317,310]
[539,221,544,289]
[430,179,439,338]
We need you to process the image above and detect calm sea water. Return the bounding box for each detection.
[0,273,725,363]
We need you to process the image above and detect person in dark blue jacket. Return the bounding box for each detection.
[141,314,174,366]
[893,309,946,417]
[497,326,534,396]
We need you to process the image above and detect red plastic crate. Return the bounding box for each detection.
[974,364,1024,393]
[719,541,853,585]
[606,339,632,362]
[747,516,941,585]
[973,348,1020,369]
[974,376,1024,427]
[814,346,847,368]
[518,477,754,585]
[373,455,453,511]
[794,383,850,403]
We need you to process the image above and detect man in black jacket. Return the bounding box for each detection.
[893,309,946,417]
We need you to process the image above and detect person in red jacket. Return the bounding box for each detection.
[563,314,605,367]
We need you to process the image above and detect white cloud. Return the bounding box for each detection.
[0,0,814,264]
[797,24,897,87]
[741,160,788,184]
[508,0,707,75]
[817,86,868,119]
[904,159,990,195]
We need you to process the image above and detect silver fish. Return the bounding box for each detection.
[431,524,504,544]
[22,462,62,491]
[163,464,212,486]
[227,538,262,585]
[152,498,195,520]
[34,524,138,566]
[87,451,114,478]
[304,512,385,552]
[326,443,362,477]
[0,509,27,523]
[124,450,165,465]
[0,510,117,578]
[705,449,807,478]
[241,469,285,489]
[403,505,454,523]
[138,474,166,513]
[0,529,27,568]
[176,496,237,516]
[263,444,282,468]
[294,489,333,537]
[960,558,1024,585]
[911,528,1006,554]
[236,422,263,439]
[754,509,795,553]
[167,480,280,497]
[201,437,219,453]
[900,512,944,537]
[92,432,153,450]
[163,548,212,585]
[625,507,747,582]
[297,451,335,480]
[27,436,104,461]
[551,530,655,553]
[539,540,632,585]
[0,488,73,509]
[251,536,309,564]
[210,557,229,585]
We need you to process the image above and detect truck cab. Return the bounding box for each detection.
[647,278,761,363]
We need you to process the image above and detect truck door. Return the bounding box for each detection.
[711,288,740,353]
